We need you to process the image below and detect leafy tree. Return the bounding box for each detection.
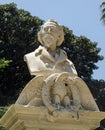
[61,27,103,80]
[0,40,12,71]
[86,79,105,111]
[0,3,43,105]
[100,1,105,24]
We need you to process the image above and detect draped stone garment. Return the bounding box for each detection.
[24,45,77,77]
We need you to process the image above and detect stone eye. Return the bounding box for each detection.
[44,27,48,32]
[65,83,68,86]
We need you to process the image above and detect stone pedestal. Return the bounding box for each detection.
[0,104,105,130]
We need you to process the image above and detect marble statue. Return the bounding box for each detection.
[16,19,99,117]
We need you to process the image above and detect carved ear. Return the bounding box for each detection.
[56,26,64,46]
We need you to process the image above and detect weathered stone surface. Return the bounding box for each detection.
[0,105,105,130]
[16,19,99,112]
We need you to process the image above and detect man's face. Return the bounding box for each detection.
[41,23,59,49]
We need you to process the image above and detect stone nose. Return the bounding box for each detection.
[48,27,51,32]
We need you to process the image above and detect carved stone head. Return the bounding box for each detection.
[38,19,64,48]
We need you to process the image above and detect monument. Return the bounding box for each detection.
[0,19,105,130]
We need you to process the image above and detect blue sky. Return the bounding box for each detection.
[0,0,105,80]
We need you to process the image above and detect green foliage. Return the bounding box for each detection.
[0,58,12,70]
[0,106,8,118]
[61,27,103,79]
[0,3,43,105]
[0,106,8,130]
[86,79,105,111]
[0,127,6,130]
[100,1,105,24]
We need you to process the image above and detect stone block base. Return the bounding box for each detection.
[0,105,105,130]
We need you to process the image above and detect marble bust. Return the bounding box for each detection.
[24,19,77,77]
[16,19,99,116]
